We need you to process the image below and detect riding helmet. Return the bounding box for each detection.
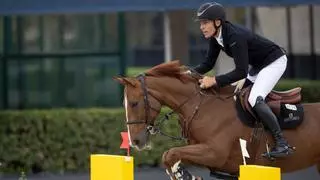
[195,2,226,21]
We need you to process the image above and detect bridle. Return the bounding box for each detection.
[125,73,200,141]
[125,70,236,141]
[125,73,160,126]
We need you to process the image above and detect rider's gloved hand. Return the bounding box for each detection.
[199,76,216,89]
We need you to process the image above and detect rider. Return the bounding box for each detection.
[192,2,293,158]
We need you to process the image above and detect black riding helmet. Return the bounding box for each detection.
[195,2,226,22]
[195,2,226,36]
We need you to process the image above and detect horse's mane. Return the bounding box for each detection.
[144,60,237,94]
[145,60,194,83]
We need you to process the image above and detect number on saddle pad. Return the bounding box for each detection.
[279,103,304,129]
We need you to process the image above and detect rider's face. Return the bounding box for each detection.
[199,20,220,39]
[199,20,215,39]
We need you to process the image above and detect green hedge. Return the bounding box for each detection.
[275,79,320,103]
[0,108,183,174]
[0,80,320,174]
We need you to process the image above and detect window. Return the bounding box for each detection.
[22,16,41,53]
[2,13,123,109]
[0,17,3,53]
[0,17,3,109]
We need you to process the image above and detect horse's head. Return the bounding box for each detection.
[113,74,162,150]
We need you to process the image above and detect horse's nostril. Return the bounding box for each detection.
[133,139,140,145]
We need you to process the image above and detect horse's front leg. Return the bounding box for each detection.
[162,143,228,180]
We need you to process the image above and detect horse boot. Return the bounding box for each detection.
[253,96,294,158]
[171,160,202,180]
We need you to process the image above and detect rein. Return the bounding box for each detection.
[128,73,201,141]
[126,70,238,142]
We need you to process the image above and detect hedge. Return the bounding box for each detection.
[275,79,320,103]
[0,108,183,174]
[0,80,320,174]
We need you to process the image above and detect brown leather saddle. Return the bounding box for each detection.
[236,85,304,129]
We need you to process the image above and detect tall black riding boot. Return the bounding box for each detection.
[253,96,294,158]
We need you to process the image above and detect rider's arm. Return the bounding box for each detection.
[215,35,248,87]
[194,39,221,74]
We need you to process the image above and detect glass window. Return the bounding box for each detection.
[23,58,53,108]
[5,56,122,108]
[10,16,19,54]
[6,58,53,108]
[126,12,163,66]
[43,15,61,52]
[0,17,3,53]
[126,12,163,49]
[101,13,119,52]
[61,14,100,51]
[0,62,2,109]
[3,13,125,109]
[42,14,120,53]
[63,56,121,107]
[22,16,41,53]
[7,59,20,109]
[0,17,3,109]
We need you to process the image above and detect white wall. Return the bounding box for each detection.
[256,5,319,55]
[290,5,311,54]
[256,7,289,52]
[215,5,320,76]
[313,5,320,54]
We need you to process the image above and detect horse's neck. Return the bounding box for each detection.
[148,77,237,110]
[149,77,246,142]
[148,77,195,112]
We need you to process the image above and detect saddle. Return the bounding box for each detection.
[236,85,304,129]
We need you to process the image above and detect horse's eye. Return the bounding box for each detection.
[130,102,138,107]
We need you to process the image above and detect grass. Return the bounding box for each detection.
[126,66,215,77]
[127,67,150,77]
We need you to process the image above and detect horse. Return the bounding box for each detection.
[113,60,320,180]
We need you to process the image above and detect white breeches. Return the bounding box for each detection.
[248,55,288,107]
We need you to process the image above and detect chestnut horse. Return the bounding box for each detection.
[114,60,320,180]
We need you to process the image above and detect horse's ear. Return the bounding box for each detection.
[113,76,136,87]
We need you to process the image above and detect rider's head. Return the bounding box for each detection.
[195,2,226,39]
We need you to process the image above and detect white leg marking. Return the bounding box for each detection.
[171,160,182,179]
[171,160,181,173]
[166,169,175,180]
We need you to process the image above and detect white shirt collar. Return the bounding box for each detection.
[215,27,223,47]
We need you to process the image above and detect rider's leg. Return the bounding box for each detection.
[248,55,293,157]
[253,96,292,157]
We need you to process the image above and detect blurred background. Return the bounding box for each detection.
[0,0,320,179]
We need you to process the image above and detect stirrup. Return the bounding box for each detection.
[262,144,294,159]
